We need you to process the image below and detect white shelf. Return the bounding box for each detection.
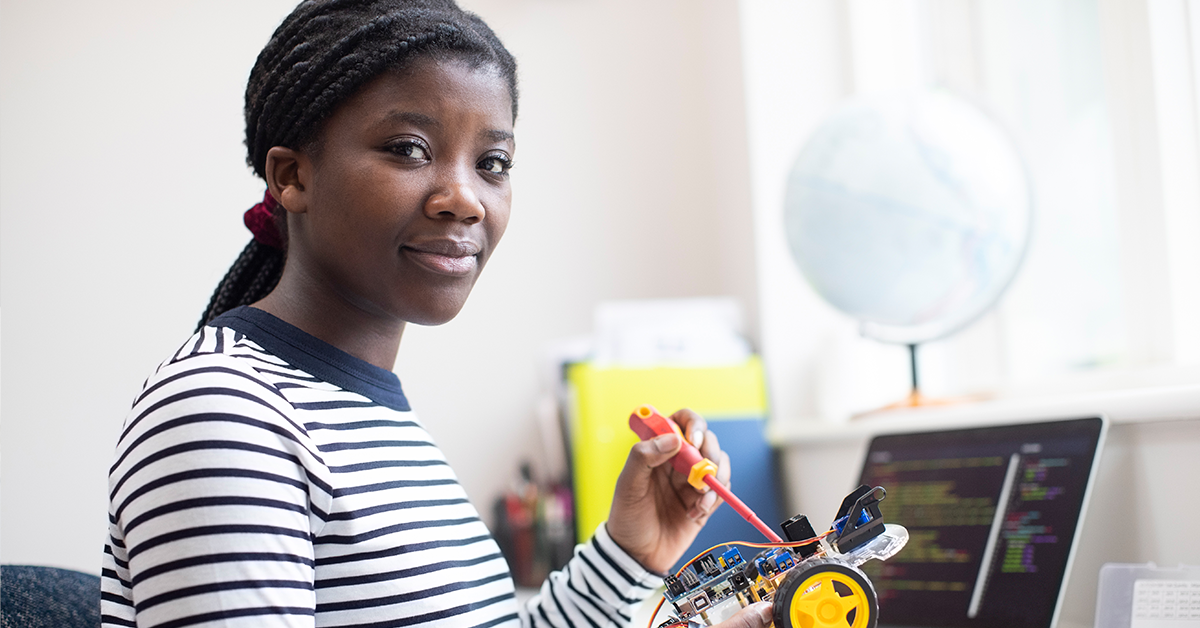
[769,383,1200,445]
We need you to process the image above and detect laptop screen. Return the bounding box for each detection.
[857,417,1106,628]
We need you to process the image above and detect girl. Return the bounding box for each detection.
[101,2,774,627]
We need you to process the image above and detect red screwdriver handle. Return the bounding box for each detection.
[627,404,784,543]
[628,404,707,481]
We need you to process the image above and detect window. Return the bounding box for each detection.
[740,0,1200,421]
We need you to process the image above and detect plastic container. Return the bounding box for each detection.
[1094,563,1200,628]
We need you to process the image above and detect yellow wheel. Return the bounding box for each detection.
[772,558,877,628]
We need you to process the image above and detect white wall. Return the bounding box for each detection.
[1,0,301,573]
[0,0,758,573]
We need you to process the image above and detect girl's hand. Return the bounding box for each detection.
[606,408,732,574]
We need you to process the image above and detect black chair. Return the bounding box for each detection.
[1,565,100,628]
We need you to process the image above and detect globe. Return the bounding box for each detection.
[784,91,1031,346]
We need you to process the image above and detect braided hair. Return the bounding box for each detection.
[196,0,518,331]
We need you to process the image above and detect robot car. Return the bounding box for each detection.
[653,485,909,628]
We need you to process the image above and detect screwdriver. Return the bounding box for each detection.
[628,404,783,543]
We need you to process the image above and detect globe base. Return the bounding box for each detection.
[852,389,992,419]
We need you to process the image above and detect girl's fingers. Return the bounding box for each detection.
[693,488,719,518]
[699,429,723,474]
[630,433,683,472]
[672,408,708,449]
[716,450,731,489]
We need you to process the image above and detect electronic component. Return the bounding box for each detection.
[779,514,819,559]
[651,485,909,628]
[678,567,700,591]
[697,553,721,578]
[753,548,793,579]
[829,485,886,554]
[741,561,757,581]
[729,571,750,591]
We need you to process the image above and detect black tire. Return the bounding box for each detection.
[772,558,878,628]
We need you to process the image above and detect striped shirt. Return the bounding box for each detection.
[102,306,660,627]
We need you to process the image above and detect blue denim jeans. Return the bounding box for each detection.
[1,565,100,628]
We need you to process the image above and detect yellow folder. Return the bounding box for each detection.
[565,357,768,542]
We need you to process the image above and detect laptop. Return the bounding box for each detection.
[857,416,1107,628]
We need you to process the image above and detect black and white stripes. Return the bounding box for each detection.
[102,306,659,627]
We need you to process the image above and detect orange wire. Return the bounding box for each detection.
[647,596,667,628]
[643,532,834,628]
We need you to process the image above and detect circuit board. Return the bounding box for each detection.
[662,545,801,625]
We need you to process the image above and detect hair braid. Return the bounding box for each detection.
[198,0,517,329]
[196,240,285,331]
[270,17,405,149]
[238,248,284,307]
[281,35,427,144]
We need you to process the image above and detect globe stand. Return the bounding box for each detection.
[890,344,938,408]
[854,344,968,418]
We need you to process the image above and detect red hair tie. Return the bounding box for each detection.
[243,190,284,250]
